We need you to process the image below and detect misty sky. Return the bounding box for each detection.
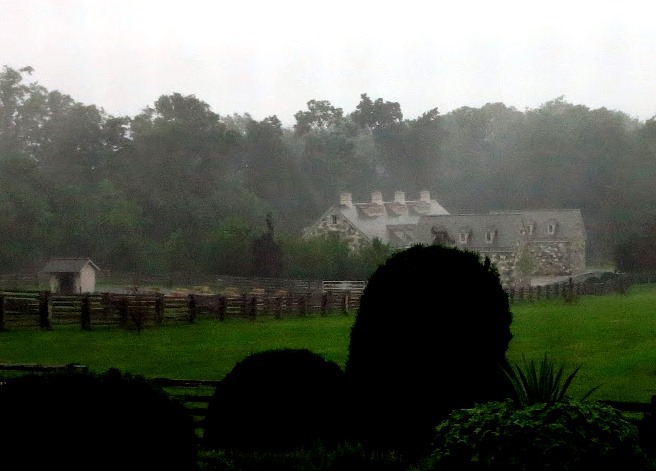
[2,0,655,125]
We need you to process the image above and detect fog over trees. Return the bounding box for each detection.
[2,65,655,277]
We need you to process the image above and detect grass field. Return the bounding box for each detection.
[1,283,656,404]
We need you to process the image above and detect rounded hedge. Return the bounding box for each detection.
[0,367,197,471]
[420,399,652,471]
[345,244,514,455]
[202,348,347,452]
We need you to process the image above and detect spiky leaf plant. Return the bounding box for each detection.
[504,353,601,406]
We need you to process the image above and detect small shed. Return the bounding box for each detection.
[42,257,100,294]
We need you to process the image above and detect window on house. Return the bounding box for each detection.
[548,223,556,235]
[485,231,495,243]
[527,223,534,235]
[331,215,338,225]
[459,232,469,244]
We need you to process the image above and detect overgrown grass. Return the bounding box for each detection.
[1,284,656,403]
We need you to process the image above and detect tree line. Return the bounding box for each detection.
[1,65,655,277]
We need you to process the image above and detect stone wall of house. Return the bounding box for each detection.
[526,239,586,277]
[477,251,518,287]
[478,238,585,287]
[304,214,368,250]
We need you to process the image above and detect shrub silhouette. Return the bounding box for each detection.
[0,367,197,471]
[203,348,347,452]
[345,244,514,456]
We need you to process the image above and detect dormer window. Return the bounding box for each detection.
[485,230,496,244]
[547,222,557,235]
[331,215,338,225]
[527,223,535,235]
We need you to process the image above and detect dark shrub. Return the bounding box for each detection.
[418,399,652,471]
[637,396,656,459]
[198,443,405,471]
[0,367,197,471]
[345,244,514,456]
[202,348,346,452]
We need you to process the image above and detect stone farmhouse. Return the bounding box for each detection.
[302,191,586,286]
[302,190,449,249]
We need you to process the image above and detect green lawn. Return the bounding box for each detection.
[1,284,656,404]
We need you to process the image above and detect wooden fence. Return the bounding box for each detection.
[0,289,361,331]
[506,275,632,304]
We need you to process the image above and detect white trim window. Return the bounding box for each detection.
[331,214,338,225]
[458,232,469,244]
[547,222,557,235]
[485,230,496,243]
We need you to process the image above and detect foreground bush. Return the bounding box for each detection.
[345,244,514,456]
[0,367,197,471]
[203,348,347,452]
[417,399,653,471]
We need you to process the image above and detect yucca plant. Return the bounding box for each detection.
[504,353,602,406]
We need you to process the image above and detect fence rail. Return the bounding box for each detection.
[0,272,649,331]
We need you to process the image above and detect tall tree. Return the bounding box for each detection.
[350,93,403,130]
[293,99,344,135]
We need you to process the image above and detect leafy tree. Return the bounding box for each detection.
[200,217,256,276]
[47,180,146,271]
[283,235,352,280]
[294,99,344,135]
[242,115,312,232]
[0,65,42,156]
[350,93,403,130]
[250,213,284,277]
[0,152,54,271]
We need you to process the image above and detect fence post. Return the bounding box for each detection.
[240,294,248,318]
[321,292,328,316]
[249,296,257,320]
[341,292,350,315]
[217,295,226,321]
[101,292,111,320]
[298,294,307,317]
[188,294,197,323]
[80,294,91,331]
[286,294,294,317]
[39,291,51,330]
[272,296,281,320]
[0,294,5,331]
[565,277,575,304]
[154,294,164,325]
[118,297,129,328]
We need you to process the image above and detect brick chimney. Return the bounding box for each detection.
[394,191,406,204]
[339,192,353,207]
[371,191,383,205]
[419,190,431,203]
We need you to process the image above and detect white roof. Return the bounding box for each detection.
[338,198,449,244]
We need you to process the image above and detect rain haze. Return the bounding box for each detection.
[2,0,655,123]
